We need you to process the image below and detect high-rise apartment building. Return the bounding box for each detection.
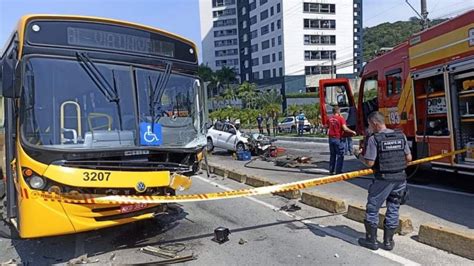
[199,0,363,108]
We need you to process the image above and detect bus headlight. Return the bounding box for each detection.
[48,185,61,194]
[29,176,46,189]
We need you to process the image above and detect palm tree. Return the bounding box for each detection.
[237,81,258,109]
[259,89,283,116]
[222,87,236,106]
[197,64,214,82]
[287,104,300,117]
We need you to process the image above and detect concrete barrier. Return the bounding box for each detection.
[213,167,227,178]
[227,170,247,183]
[345,204,413,235]
[301,192,346,213]
[245,176,269,187]
[418,223,474,260]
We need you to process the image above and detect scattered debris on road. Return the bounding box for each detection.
[66,254,99,265]
[1,259,17,265]
[238,238,248,245]
[280,204,301,212]
[132,254,197,265]
[212,227,230,244]
[140,246,177,259]
[274,156,313,168]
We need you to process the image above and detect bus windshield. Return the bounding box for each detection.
[21,57,206,150]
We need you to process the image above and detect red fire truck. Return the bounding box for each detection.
[319,10,474,175]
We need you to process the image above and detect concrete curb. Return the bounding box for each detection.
[418,223,474,260]
[301,192,347,213]
[345,204,414,235]
[205,163,300,200]
[276,136,360,145]
[204,162,474,259]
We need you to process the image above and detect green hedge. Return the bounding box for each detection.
[285,92,319,99]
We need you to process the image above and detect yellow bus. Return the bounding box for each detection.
[0,15,207,238]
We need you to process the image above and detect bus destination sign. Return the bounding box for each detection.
[67,27,175,57]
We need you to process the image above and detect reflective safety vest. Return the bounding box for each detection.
[372,131,407,181]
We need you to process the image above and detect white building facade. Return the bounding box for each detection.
[199,0,363,109]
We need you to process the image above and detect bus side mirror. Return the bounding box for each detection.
[1,60,19,99]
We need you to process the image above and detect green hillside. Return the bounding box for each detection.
[363,17,447,61]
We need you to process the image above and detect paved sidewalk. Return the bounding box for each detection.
[207,151,474,234]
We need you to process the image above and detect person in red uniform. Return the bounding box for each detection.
[327,106,356,174]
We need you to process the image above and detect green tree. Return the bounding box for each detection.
[237,81,258,109]
[363,18,447,61]
[221,87,237,106]
[258,89,282,117]
[287,104,300,117]
[215,66,237,90]
[197,64,214,82]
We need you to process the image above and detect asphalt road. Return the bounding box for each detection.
[0,174,471,265]
[275,139,474,193]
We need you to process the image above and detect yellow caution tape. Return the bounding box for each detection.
[32,148,469,205]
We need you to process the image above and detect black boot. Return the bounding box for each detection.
[383,226,396,250]
[358,220,379,250]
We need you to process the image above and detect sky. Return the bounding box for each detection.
[1,0,474,61]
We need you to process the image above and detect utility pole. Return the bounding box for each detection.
[330,51,335,79]
[405,0,429,29]
[420,0,429,29]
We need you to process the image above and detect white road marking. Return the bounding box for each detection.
[194,175,421,266]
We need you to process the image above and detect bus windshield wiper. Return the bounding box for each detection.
[147,61,173,124]
[76,52,123,130]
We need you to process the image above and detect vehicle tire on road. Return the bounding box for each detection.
[207,138,214,152]
[236,142,245,152]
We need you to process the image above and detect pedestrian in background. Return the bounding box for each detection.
[296,110,306,136]
[327,106,356,174]
[272,113,279,137]
[257,113,264,134]
[354,111,412,251]
[343,106,357,155]
[265,114,272,136]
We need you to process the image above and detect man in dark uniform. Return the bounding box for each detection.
[354,111,412,251]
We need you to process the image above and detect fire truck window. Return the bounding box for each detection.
[386,72,402,96]
[362,79,377,102]
[325,85,348,107]
[361,78,378,127]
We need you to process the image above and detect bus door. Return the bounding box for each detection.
[447,58,474,171]
[318,78,356,135]
[1,44,19,221]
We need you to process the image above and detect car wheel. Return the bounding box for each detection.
[207,138,214,152]
[236,142,245,152]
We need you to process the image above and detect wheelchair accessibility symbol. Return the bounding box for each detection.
[140,122,162,146]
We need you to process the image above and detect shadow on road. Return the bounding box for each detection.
[141,213,342,247]
[7,205,188,265]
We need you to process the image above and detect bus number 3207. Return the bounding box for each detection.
[83,172,111,181]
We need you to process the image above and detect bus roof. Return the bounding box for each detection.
[8,14,197,57]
